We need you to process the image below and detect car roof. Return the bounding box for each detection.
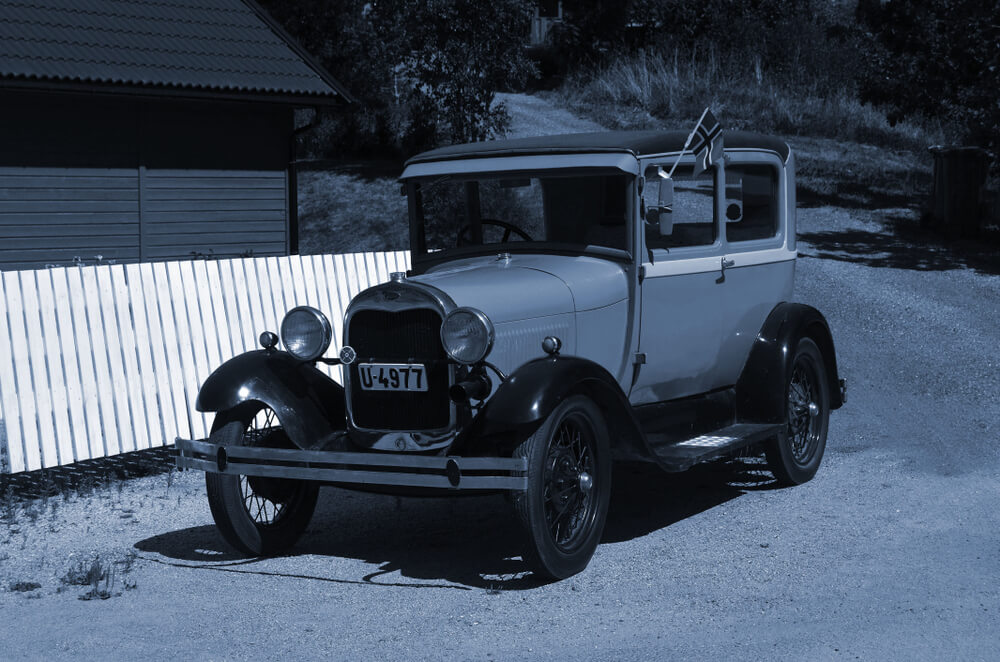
[405,130,790,166]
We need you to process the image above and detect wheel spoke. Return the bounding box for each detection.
[786,355,823,464]
[540,414,600,551]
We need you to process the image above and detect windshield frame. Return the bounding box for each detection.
[404,166,636,273]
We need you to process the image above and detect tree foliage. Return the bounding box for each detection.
[258,0,533,156]
[549,0,862,92]
[856,0,1000,153]
[372,0,534,150]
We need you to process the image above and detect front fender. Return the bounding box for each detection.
[196,350,346,450]
[735,302,844,424]
[459,356,649,462]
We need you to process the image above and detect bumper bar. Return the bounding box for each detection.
[173,438,527,491]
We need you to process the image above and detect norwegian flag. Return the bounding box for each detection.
[688,108,723,176]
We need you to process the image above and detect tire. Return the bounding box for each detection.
[205,404,319,556]
[765,337,830,485]
[513,395,612,580]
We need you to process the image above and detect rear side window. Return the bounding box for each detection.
[643,166,716,251]
[724,165,778,243]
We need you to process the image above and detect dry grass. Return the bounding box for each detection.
[555,50,952,154]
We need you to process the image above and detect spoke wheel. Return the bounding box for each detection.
[543,414,598,553]
[514,396,611,580]
[205,404,319,556]
[766,337,830,485]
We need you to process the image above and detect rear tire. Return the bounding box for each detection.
[205,404,319,556]
[765,337,830,485]
[513,395,611,580]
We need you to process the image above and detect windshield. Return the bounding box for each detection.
[408,170,632,259]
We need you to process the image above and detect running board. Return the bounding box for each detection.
[646,423,782,472]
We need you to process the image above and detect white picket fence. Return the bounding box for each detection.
[0,251,410,474]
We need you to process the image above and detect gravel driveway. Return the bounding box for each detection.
[1,96,998,661]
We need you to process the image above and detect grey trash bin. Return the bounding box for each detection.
[928,145,992,237]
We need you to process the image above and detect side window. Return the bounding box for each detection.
[643,165,716,252]
[724,165,778,243]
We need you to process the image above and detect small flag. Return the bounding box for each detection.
[688,108,723,176]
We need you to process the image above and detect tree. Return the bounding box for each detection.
[259,0,534,155]
[372,0,535,150]
[857,0,1000,154]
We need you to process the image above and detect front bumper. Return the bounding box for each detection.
[173,438,527,491]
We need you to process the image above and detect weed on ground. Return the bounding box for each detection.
[8,581,41,593]
[59,551,138,601]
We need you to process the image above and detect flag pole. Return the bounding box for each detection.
[667,106,709,179]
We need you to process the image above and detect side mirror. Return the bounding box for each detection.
[657,178,673,236]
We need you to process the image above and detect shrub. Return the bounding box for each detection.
[372,0,535,151]
[856,0,1000,160]
[260,0,534,156]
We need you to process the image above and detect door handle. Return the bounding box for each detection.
[717,257,735,284]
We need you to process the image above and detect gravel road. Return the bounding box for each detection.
[1,96,998,660]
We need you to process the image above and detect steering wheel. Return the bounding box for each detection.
[457,218,533,246]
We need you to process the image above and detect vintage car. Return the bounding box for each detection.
[176,130,846,579]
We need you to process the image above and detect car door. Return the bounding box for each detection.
[630,160,726,405]
[714,151,796,386]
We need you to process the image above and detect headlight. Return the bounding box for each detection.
[280,306,332,361]
[440,307,494,365]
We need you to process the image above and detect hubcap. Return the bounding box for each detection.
[543,413,598,552]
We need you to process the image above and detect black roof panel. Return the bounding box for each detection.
[407,130,790,165]
[0,0,351,102]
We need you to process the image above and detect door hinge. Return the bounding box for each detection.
[634,352,646,365]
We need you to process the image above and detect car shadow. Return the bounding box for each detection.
[134,458,778,591]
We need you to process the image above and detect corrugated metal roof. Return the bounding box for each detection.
[0,0,351,101]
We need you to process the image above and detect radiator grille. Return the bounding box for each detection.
[347,308,450,430]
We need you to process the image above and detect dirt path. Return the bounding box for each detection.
[496,92,605,137]
[2,94,999,660]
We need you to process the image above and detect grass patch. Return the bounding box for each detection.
[298,168,410,255]
[554,50,951,154]
[9,581,41,593]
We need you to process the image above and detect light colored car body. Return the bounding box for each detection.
[178,130,844,579]
[344,131,803,449]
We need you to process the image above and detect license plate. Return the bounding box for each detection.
[358,363,428,392]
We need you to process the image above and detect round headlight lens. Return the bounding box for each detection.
[440,307,494,365]
[280,306,332,361]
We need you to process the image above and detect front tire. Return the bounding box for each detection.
[513,395,611,580]
[205,404,319,556]
[766,337,830,485]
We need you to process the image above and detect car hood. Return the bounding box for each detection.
[414,254,627,324]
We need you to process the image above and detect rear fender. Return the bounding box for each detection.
[196,350,346,450]
[458,356,649,462]
[735,303,844,424]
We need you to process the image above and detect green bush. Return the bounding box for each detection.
[857,0,999,160]
[260,0,534,157]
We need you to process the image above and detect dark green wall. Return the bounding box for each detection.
[0,91,293,271]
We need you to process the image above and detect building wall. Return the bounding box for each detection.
[0,91,292,271]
